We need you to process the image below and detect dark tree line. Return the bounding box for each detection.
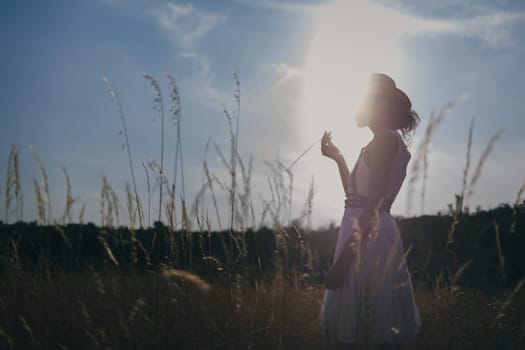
[1,201,524,290]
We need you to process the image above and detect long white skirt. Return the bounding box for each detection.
[320,208,421,344]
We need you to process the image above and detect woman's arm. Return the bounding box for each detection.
[358,130,398,235]
[321,131,351,195]
[334,154,350,195]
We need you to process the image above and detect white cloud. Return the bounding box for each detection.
[235,0,321,13]
[451,12,525,48]
[373,1,525,48]
[152,3,227,49]
[241,62,304,155]
[179,52,230,109]
[269,63,302,87]
[150,3,230,109]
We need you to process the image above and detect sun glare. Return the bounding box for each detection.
[300,0,408,223]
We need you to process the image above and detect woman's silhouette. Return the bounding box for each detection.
[319,73,421,348]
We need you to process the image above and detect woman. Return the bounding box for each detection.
[319,73,421,348]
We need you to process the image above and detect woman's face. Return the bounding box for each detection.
[355,95,389,129]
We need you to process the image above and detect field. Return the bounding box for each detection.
[1,74,525,349]
[0,268,523,349]
[1,209,524,349]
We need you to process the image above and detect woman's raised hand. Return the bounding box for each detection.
[321,131,342,161]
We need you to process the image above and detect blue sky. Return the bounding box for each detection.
[1,0,525,228]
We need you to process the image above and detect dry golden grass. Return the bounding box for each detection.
[4,145,23,223]
[61,166,75,225]
[30,146,51,223]
[0,269,523,349]
[0,271,330,349]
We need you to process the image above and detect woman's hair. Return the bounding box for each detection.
[402,109,420,138]
[387,89,420,139]
[365,73,420,139]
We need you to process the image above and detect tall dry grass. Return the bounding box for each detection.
[61,166,75,224]
[99,174,120,228]
[0,263,523,349]
[510,180,525,235]
[4,145,23,223]
[445,122,505,247]
[466,128,505,200]
[143,74,166,223]
[166,73,186,223]
[406,100,457,216]
[102,76,144,228]
[0,270,337,349]
[32,176,45,225]
[30,146,51,224]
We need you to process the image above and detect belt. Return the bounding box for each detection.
[344,193,392,213]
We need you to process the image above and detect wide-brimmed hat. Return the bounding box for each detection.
[365,73,411,109]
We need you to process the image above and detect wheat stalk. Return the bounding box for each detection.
[445,194,462,247]
[221,104,237,230]
[406,100,457,215]
[165,73,186,217]
[99,175,109,227]
[7,236,21,271]
[219,71,242,232]
[466,129,505,199]
[61,166,75,224]
[102,76,143,228]
[78,203,86,224]
[143,74,165,223]
[277,159,294,226]
[231,71,241,232]
[124,181,136,228]
[288,138,321,171]
[98,232,119,269]
[203,162,222,231]
[450,259,472,294]
[162,269,210,292]
[459,117,475,212]
[237,154,255,228]
[30,146,51,223]
[493,216,506,287]
[32,176,45,224]
[99,175,120,227]
[264,161,285,224]
[493,278,525,326]
[189,184,207,231]
[147,159,170,224]
[4,148,12,223]
[5,145,23,223]
[447,124,504,247]
[443,118,475,246]
[142,160,152,227]
[166,189,176,230]
[510,180,525,235]
[12,146,23,221]
[201,138,212,222]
